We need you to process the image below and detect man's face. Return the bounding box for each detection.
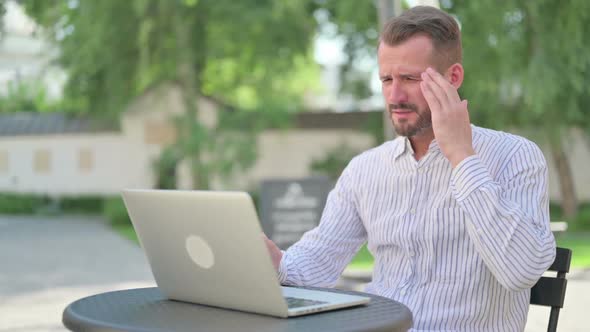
[378,35,438,137]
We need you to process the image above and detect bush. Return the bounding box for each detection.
[310,144,361,180]
[0,193,48,214]
[60,196,103,214]
[550,201,590,231]
[0,193,107,215]
[569,205,590,231]
[103,197,132,227]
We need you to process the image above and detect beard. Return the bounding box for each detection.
[389,103,432,137]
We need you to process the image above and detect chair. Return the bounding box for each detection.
[530,247,572,332]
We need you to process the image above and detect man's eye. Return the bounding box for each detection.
[381,78,392,83]
[403,76,419,81]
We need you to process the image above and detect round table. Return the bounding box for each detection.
[63,287,413,332]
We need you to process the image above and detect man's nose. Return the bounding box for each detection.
[386,80,407,104]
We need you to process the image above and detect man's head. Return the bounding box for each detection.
[378,6,463,138]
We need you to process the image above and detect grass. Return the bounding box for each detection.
[113,224,139,244]
[556,232,590,268]
[112,225,590,270]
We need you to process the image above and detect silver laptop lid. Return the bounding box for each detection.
[121,189,289,317]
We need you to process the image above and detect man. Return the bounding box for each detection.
[265,6,555,331]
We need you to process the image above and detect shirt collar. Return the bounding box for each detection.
[392,136,412,160]
[391,124,478,161]
[391,136,442,161]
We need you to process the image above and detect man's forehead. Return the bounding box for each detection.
[379,64,427,75]
[377,40,435,72]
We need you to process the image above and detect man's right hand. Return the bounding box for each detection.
[262,233,283,272]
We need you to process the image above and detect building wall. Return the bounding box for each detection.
[1,124,590,202]
[0,134,149,196]
[207,129,376,190]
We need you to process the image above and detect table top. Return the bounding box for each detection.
[63,287,413,332]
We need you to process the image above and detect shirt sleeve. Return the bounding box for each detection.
[277,159,367,287]
[450,140,556,292]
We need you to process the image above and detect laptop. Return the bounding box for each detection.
[121,189,370,318]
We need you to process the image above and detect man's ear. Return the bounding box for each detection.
[445,63,464,89]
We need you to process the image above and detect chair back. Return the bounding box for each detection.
[530,247,572,332]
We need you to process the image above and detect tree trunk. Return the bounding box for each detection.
[549,137,578,218]
[375,0,402,142]
[174,3,209,189]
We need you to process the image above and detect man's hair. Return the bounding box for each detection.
[380,6,462,68]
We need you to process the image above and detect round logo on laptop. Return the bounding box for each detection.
[185,235,215,269]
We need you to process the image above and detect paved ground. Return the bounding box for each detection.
[0,215,155,332]
[1,214,587,331]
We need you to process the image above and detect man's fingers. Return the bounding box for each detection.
[424,67,459,105]
[420,80,441,113]
[421,70,452,111]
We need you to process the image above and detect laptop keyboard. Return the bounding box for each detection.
[285,297,329,309]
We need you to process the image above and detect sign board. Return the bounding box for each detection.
[259,176,332,250]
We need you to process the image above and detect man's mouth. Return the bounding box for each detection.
[391,109,414,114]
[389,104,417,114]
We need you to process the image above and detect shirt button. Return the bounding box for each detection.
[400,289,406,296]
[410,209,416,214]
[408,251,415,257]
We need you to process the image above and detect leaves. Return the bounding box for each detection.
[448,0,590,131]
[17,0,323,189]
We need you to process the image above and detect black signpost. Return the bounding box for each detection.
[259,176,332,250]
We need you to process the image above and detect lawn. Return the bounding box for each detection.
[555,232,590,268]
[113,224,139,244]
[113,225,590,270]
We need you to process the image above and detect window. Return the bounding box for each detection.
[0,150,8,173]
[144,121,177,145]
[78,148,93,172]
[34,149,51,173]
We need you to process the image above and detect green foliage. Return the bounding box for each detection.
[0,193,48,214]
[310,144,361,180]
[348,244,374,270]
[556,232,590,268]
[103,197,132,227]
[550,201,590,231]
[550,201,564,221]
[19,0,323,189]
[153,146,181,189]
[313,1,379,98]
[569,207,590,231]
[445,0,590,223]
[59,196,103,213]
[0,193,103,214]
[0,81,63,113]
[362,111,385,144]
[20,0,321,117]
[445,1,590,131]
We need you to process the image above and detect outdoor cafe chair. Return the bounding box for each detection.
[530,246,572,332]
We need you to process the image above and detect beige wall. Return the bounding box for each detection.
[0,134,149,195]
[1,125,590,202]
[207,129,376,190]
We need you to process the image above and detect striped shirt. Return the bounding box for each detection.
[278,125,556,331]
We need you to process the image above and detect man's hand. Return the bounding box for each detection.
[262,233,283,272]
[420,67,475,167]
